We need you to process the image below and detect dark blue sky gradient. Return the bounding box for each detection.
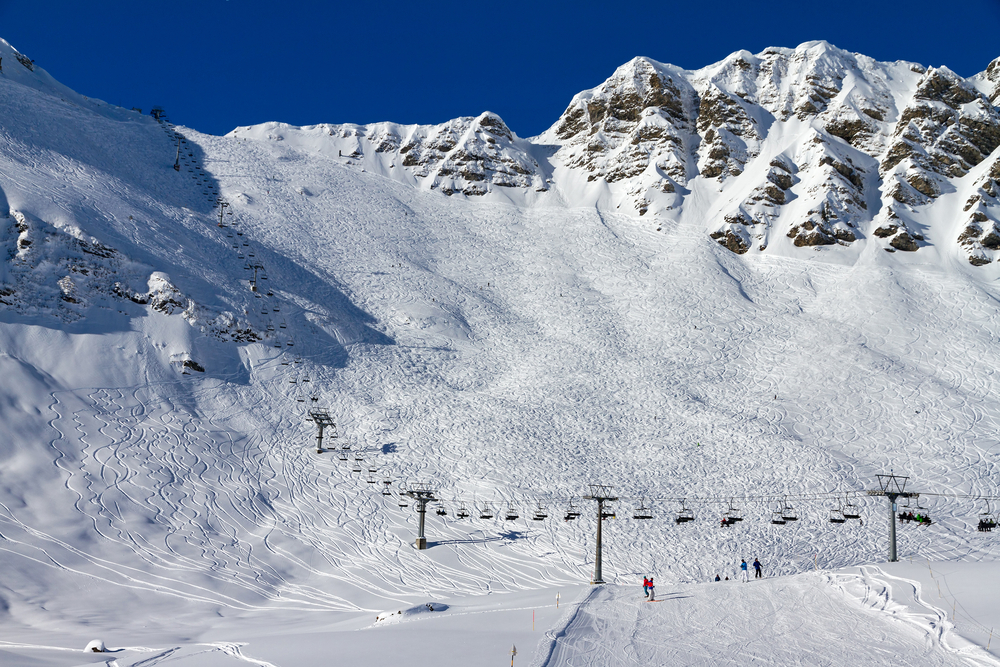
[2,0,998,137]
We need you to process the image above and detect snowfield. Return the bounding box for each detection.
[0,36,999,665]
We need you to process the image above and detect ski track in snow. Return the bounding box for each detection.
[536,576,996,666]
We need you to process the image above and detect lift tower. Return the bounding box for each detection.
[867,473,918,562]
[583,485,617,584]
[405,484,438,550]
[306,408,336,454]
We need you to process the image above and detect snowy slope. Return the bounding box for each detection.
[1,37,1000,665]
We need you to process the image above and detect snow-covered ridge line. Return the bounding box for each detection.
[234,41,1000,267]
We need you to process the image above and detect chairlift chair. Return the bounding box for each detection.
[505,505,520,521]
[781,498,799,522]
[978,501,997,532]
[600,506,616,520]
[829,508,847,524]
[398,496,409,509]
[351,460,362,473]
[456,504,470,519]
[337,449,348,461]
[366,473,377,484]
[532,504,548,521]
[435,504,448,517]
[632,501,653,520]
[770,510,786,525]
[564,503,581,521]
[479,503,494,520]
[843,497,861,520]
[675,500,695,524]
[726,500,744,522]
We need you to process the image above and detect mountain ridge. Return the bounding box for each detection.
[230,41,1000,266]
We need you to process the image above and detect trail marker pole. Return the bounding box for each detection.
[405,484,437,550]
[583,485,617,584]
[306,408,335,454]
[867,473,918,563]
[511,645,517,666]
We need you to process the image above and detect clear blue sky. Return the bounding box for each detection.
[2,0,999,138]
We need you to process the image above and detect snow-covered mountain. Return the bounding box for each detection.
[2,35,1000,665]
[241,41,1000,266]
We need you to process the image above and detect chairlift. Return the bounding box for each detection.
[725,499,743,522]
[843,496,861,520]
[770,510,786,525]
[675,499,695,524]
[337,449,348,461]
[479,503,494,520]
[456,504,470,519]
[505,505,520,521]
[381,480,393,496]
[280,320,287,329]
[532,504,548,521]
[781,498,799,522]
[632,500,653,520]
[564,502,581,521]
[600,505,615,520]
[977,512,997,532]
[287,339,294,347]
[398,496,409,509]
[366,473,377,484]
[829,508,847,524]
[435,504,448,517]
[351,460,362,473]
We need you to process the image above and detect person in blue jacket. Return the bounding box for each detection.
[753,558,762,579]
[740,559,749,582]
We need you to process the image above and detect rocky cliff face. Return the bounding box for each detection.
[537,41,1000,264]
[241,41,1000,266]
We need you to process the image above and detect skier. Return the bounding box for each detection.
[753,558,762,579]
[740,559,749,583]
[714,574,721,582]
[646,577,655,602]
[642,577,650,596]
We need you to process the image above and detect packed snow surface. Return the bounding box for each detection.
[0,36,999,665]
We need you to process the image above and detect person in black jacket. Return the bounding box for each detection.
[753,558,762,579]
